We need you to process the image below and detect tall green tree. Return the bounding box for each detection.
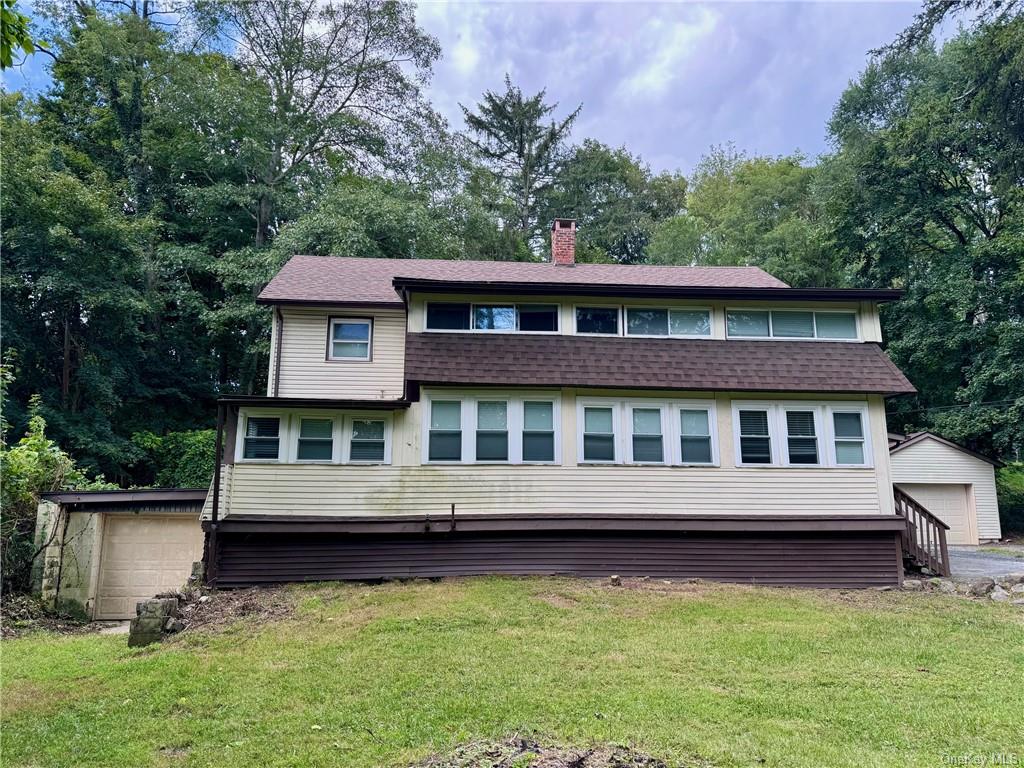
[538,140,686,263]
[648,147,844,286]
[825,18,1024,456]
[461,75,580,249]
[204,0,441,246]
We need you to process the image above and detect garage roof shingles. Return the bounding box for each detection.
[258,255,789,305]
[405,334,916,395]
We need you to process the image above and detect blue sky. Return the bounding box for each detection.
[4,1,923,174]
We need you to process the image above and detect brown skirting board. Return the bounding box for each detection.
[206,517,904,589]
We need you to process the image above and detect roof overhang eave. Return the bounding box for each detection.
[389,278,904,302]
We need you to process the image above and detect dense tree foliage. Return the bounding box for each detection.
[538,140,686,263]
[1,0,1021,500]
[461,76,581,248]
[647,147,844,287]
[824,17,1024,457]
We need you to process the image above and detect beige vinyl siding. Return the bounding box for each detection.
[275,307,405,399]
[891,436,1001,541]
[219,463,883,518]
[208,391,892,520]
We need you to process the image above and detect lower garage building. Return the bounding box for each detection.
[889,432,1003,545]
[34,489,206,620]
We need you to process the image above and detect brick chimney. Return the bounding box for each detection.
[551,218,576,266]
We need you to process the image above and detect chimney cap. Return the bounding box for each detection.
[551,218,577,230]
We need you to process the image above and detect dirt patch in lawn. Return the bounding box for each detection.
[175,586,295,634]
[412,735,699,768]
[0,594,93,639]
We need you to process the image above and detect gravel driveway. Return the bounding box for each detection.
[948,546,1024,578]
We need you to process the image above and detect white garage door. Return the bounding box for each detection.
[897,484,975,546]
[95,515,204,620]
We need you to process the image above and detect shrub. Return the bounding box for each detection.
[130,429,215,488]
[997,463,1024,535]
[1,395,115,594]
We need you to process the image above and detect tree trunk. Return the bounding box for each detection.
[61,316,71,408]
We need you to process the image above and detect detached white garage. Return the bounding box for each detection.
[889,432,1003,545]
[35,490,206,619]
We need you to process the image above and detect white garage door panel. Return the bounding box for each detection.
[897,484,974,546]
[96,515,203,620]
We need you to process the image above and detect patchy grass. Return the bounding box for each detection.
[978,546,1024,559]
[2,578,1022,768]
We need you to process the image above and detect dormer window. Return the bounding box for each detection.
[575,306,619,335]
[727,310,857,340]
[328,318,372,360]
[426,303,558,333]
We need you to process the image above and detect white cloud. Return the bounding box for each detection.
[617,8,719,101]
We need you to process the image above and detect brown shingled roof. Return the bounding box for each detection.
[405,334,916,395]
[258,255,790,305]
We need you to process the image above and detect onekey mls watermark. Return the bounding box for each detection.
[943,755,1020,766]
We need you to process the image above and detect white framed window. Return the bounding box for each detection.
[830,409,870,466]
[574,305,620,335]
[425,303,559,333]
[628,405,666,464]
[238,409,392,465]
[581,404,618,462]
[296,417,335,462]
[731,401,872,468]
[736,407,773,465]
[475,400,510,461]
[678,406,716,465]
[328,318,372,360]
[781,408,821,466]
[425,302,472,330]
[422,391,560,464]
[625,307,712,338]
[242,415,282,461]
[576,398,718,467]
[428,400,463,462]
[522,400,556,462]
[726,309,859,341]
[348,418,388,463]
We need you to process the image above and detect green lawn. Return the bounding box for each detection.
[3,578,1023,768]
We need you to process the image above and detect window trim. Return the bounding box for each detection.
[326,317,373,362]
[421,391,562,465]
[731,401,873,468]
[725,308,860,342]
[521,398,558,463]
[474,399,511,463]
[573,304,623,337]
[471,304,518,334]
[779,406,823,467]
[239,412,285,463]
[425,398,466,464]
[576,398,719,467]
[626,403,667,465]
[623,306,714,339]
[579,400,621,464]
[828,408,872,467]
[235,408,392,465]
[424,302,560,334]
[345,416,392,465]
[295,416,339,464]
[676,401,719,466]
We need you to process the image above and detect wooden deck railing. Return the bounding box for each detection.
[894,486,951,576]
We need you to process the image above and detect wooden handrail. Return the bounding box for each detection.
[894,486,950,577]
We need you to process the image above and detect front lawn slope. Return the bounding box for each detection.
[2,579,1022,767]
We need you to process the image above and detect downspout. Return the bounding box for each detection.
[273,306,283,398]
[208,400,225,585]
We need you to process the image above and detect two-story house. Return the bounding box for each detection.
[204,219,931,588]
